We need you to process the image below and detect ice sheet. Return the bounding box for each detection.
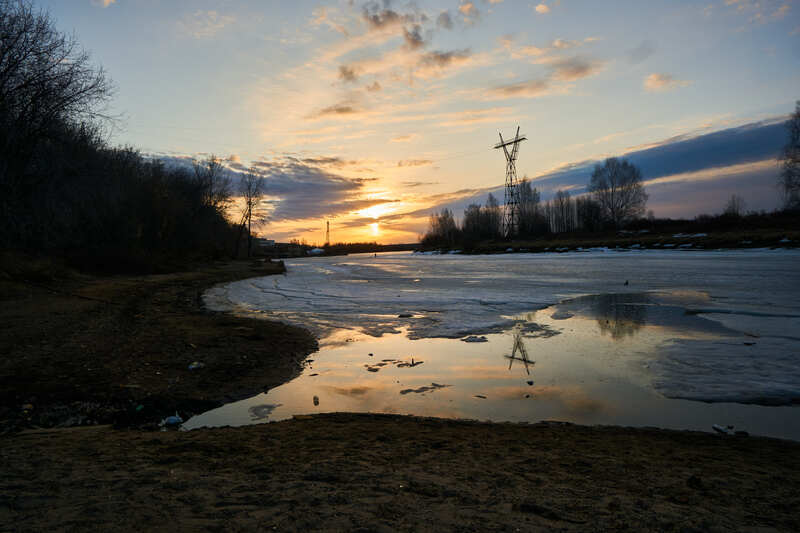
[204,249,800,404]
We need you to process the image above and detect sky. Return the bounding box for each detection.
[39,0,799,244]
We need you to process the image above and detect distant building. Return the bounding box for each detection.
[308,247,325,255]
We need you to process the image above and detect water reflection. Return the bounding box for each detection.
[506,326,534,374]
[592,293,648,340]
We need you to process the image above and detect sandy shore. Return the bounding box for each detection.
[3,414,800,531]
[2,259,800,531]
[0,259,317,431]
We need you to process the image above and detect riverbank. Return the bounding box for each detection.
[0,258,318,432]
[3,413,800,531]
[419,228,800,255]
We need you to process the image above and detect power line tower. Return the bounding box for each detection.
[325,220,330,246]
[493,126,527,239]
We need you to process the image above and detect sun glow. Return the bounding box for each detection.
[357,202,397,220]
[370,222,380,236]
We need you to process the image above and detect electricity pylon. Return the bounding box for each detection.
[493,126,527,239]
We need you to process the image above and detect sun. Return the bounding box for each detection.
[370,222,380,236]
[357,202,396,220]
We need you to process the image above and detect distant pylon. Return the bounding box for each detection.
[493,126,527,239]
[325,220,330,246]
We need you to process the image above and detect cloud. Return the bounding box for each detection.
[391,134,417,142]
[249,157,384,221]
[402,180,438,187]
[365,81,382,92]
[458,1,480,23]
[417,49,472,76]
[403,24,425,49]
[721,0,792,24]
[628,40,656,64]
[550,56,605,81]
[436,11,453,29]
[535,3,550,14]
[488,78,551,99]
[361,2,410,30]
[484,55,603,100]
[307,100,365,120]
[644,73,691,92]
[92,0,116,7]
[177,10,235,39]
[397,159,433,167]
[338,65,359,82]
[298,156,361,168]
[310,7,349,36]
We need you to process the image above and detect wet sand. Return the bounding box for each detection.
[2,260,800,531]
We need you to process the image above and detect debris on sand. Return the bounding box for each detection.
[160,412,183,428]
[399,383,450,395]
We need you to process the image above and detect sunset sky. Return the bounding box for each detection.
[41,0,799,243]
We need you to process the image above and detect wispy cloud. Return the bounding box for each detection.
[338,65,359,83]
[644,73,691,92]
[549,56,606,81]
[535,3,551,14]
[178,10,235,39]
[628,40,656,64]
[458,1,480,24]
[436,11,453,29]
[397,159,433,167]
[487,79,551,99]
[92,0,117,7]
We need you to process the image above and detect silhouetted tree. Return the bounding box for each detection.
[723,193,746,217]
[518,178,548,236]
[576,196,603,232]
[780,100,800,211]
[236,167,264,257]
[422,208,460,247]
[482,193,502,239]
[461,203,483,241]
[0,0,113,247]
[193,155,232,214]
[588,158,648,228]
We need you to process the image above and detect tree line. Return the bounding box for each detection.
[422,156,648,247]
[0,1,261,272]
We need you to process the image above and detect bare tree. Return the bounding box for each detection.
[0,0,113,245]
[723,193,746,217]
[518,178,546,236]
[236,167,264,257]
[588,158,648,228]
[482,193,502,239]
[780,100,800,211]
[193,154,232,213]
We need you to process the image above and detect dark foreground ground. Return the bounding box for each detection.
[0,258,317,431]
[3,414,800,532]
[2,258,800,531]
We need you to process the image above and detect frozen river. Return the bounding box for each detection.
[190,249,800,439]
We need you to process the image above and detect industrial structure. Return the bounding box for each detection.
[493,126,527,239]
[325,220,330,246]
